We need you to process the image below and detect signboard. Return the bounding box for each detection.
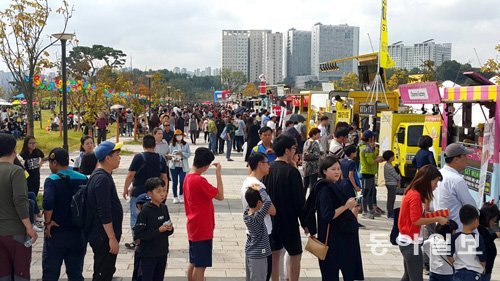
[399,82,441,104]
[277,86,284,97]
[463,166,492,196]
[359,103,376,115]
[477,119,494,206]
[336,109,352,124]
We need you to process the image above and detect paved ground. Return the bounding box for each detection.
[31,137,500,280]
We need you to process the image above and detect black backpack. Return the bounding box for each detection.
[57,173,88,229]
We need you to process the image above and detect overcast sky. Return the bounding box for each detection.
[1,0,499,72]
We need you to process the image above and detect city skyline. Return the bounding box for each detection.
[0,0,497,73]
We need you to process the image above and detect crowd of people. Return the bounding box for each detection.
[0,102,499,281]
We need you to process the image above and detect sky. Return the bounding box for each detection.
[1,0,499,72]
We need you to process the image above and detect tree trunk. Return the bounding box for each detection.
[133,116,138,142]
[26,83,35,137]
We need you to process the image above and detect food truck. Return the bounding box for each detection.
[442,84,499,205]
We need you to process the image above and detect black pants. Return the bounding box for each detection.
[97,129,107,144]
[141,256,167,281]
[303,173,318,196]
[204,131,208,142]
[42,230,86,281]
[218,137,225,153]
[234,135,244,151]
[89,236,118,281]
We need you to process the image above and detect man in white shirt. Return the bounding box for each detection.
[328,127,349,160]
[241,152,276,280]
[432,143,476,231]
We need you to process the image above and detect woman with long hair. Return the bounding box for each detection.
[398,164,448,281]
[169,129,191,204]
[20,136,45,195]
[244,117,260,162]
[73,135,94,172]
[315,156,363,281]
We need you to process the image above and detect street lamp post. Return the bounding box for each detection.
[52,33,75,151]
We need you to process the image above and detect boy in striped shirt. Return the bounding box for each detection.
[244,184,272,281]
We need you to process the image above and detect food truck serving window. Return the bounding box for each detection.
[408,125,424,147]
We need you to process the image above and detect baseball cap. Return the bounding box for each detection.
[94,141,123,161]
[48,148,69,164]
[444,143,473,158]
[136,193,151,205]
[362,130,376,139]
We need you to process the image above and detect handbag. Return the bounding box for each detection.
[305,223,330,260]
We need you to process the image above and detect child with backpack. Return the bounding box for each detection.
[133,177,174,281]
[422,220,458,281]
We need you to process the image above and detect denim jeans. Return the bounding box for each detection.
[453,269,482,281]
[234,135,244,151]
[170,167,186,198]
[226,139,233,159]
[209,133,217,153]
[386,184,397,218]
[429,273,453,281]
[361,176,376,213]
[129,196,139,231]
[399,244,423,281]
[127,122,133,136]
[28,192,39,224]
[42,230,86,281]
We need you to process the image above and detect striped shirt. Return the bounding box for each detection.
[244,188,272,259]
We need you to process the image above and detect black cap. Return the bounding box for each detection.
[48,148,69,165]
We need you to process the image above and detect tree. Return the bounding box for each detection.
[481,44,500,83]
[435,60,473,84]
[221,68,247,92]
[420,60,436,82]
[0,0,72,136]
[387,68,409,91]
[242,83,259,97]
[67,45,126,80]
[333,73,360,91]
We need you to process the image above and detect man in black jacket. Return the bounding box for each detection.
[262,135,307,281]
[87,141,124,281]
[215,116,226,154]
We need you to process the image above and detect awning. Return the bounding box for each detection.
[443,85,500,102]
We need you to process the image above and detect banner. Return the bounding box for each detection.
[379,0,395,68]
[477,118,494,207]
[399,82,441,104]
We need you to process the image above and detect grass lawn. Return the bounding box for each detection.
[16,110,118,154]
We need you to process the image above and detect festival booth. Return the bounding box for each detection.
[442,84,500,205]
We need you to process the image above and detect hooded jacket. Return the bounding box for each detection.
[134,202,174,258]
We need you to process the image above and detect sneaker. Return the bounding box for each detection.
[33,225,43,232]
[35,220,44,228]
[179,196,184,204]
[362,213,374,219]
[227,158,234,161]
[173,197,179,204]
[375,206,386,214]
[125,242,136,250]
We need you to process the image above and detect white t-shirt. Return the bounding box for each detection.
[241,176,272,235]
[267,120,276,131]
[422,234,454,275]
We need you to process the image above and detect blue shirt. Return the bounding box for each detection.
[42,169,88,231]
[412,148,436,169]
[251,144,277,162]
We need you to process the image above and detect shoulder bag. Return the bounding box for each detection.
[305,223,330,260]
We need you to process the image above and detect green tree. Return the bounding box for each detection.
[221,68,247,92]
[0,0,72,136]
[435,60,473,84]
[67,45,127,80]
[387,68,409,91]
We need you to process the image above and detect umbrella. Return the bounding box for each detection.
[288,114,306,122]
[11,100,21,105]
[110,104,124,110]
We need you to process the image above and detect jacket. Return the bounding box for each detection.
[134,202,174,258]
[359,142,379,175]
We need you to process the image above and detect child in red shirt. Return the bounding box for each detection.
[183,147,224,281]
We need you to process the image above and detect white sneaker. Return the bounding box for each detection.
[33,225,43,232]
[179,195,184,203]
[173,197,179,204]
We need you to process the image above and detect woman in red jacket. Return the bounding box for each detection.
[397,164,449,281]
